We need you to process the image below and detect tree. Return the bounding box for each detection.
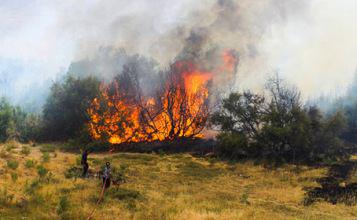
[87,61,211,144]
[42,74,100,141]
[260,74,310,163]
[212,75,350,164]
[0,98,15,142]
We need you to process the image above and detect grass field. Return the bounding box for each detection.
[0,142,356,219]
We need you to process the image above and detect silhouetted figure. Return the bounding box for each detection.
[81,149,89,177]
[103,162,111,189]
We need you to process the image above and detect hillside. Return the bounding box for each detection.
[0,142,356,219]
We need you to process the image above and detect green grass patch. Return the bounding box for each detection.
[7,160,19,170]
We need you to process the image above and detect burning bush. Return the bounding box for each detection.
[88,60,212,144]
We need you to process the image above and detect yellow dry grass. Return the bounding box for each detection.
[0,142,355,220]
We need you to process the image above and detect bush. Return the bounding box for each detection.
[211,76,351,165]
[42,75,100,141]
[57,196,70,215]
[42,152,50,163]
[62,139,111,153]
[216,132,249,159]
[85,140,111,152]
[64,166,82,179]
[37,165,48,178]
[24,179,40,195]
[7,160,19,170]
[21,146,31,156]
[10,172,18,182]
[25,159,37,168]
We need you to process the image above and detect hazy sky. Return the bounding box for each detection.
[0,0,356,107]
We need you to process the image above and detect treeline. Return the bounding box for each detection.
[0,98,42,142]
[0,72,356,164]
[211,75,355,165]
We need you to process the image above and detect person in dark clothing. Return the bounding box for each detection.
[102,162,111,189]
[81,149,89,177]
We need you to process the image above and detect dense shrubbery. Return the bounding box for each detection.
[212,75,351,164]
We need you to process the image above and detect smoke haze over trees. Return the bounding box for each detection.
[0,0,356,109]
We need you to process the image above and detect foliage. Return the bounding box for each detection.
[64,166,82,179]
[212,75,350,164]
[25,159,37,168]
[215,132,249,159]
[10,172,18,182]
[42,152,50,163]
[0,98,42,142]
[24,179,41,195]
[42,74,100,141]
[37,165,48,178]
[7,160,19,170]
[57,195,70,216]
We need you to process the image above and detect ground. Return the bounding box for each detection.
[0,142,356,220]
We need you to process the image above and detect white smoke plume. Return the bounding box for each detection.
[0,0,356,110]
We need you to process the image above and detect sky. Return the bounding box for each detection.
[0,0,356,109]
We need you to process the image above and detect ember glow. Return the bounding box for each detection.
[88,49,238,144]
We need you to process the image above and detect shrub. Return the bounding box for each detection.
[37,165,48,178]
[216,132,249,159]
[57,196,70,215]
[211,76,351,164]
[24,179,40,195]
[64,166,81,179]
[42,152,50,163]
[10,172,18,182]
[25,159,37,168]
[21,146,31,156]
[85,140,111,152]
[7,160,19,170]
[240,191,250,205]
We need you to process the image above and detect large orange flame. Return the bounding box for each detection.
[88,49,237,144]
[88,60,212,144]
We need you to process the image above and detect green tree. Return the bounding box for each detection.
[42,74,100,141]
[0,98,13,142]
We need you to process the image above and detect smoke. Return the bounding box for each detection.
[0,0,356,110]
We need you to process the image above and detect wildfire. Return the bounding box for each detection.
[88,49,237,144]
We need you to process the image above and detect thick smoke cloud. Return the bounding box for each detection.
[0,0,356,111]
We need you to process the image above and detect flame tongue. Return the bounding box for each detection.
[88,49,238,144]
[88,60,212,144]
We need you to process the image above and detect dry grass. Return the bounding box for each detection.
[0,142,355,220]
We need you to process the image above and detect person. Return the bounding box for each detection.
[81,149,89,177]
[102,162,111,189]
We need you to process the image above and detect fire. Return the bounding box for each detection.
[87,49,238,145]
[88,60,212,144]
